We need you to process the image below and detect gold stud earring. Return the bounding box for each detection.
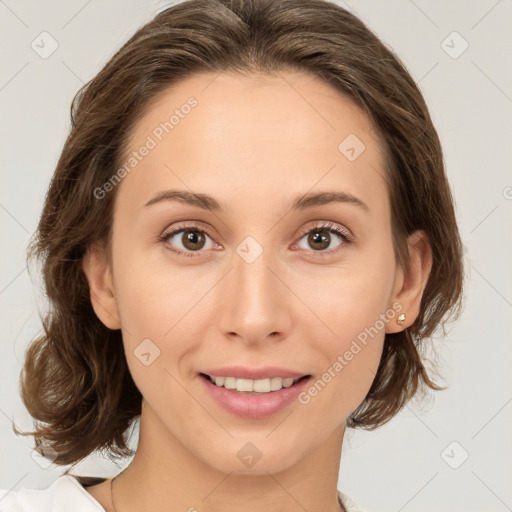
[397,313,406,326]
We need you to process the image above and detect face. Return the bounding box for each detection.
[86,70,414,475]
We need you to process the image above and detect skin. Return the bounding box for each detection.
[82,70,432,512]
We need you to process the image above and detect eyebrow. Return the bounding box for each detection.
[143,189,369,212]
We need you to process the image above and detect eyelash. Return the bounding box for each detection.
[159,221,354,258]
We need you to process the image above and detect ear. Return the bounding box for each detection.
[386,230,432,333]
[82,243,121,330]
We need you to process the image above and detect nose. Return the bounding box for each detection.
[217,244,293,346]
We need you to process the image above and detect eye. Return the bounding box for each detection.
[160,222,218,258]
[294,222,353,255]
[160,221,353,258]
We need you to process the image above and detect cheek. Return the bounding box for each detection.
[113,256,201,417]
[298,289,388,421]
[111,243,214,393]
[296,247,396,413]
[301,247,396,349]
[112,240,195,336]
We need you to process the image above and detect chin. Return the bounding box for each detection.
[195,436,307,476]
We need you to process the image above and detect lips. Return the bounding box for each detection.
[198,366,309,380]
[198,367,313,419]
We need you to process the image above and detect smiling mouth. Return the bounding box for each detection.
[199,373,311,394]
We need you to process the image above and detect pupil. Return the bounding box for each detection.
[183,231,205,250]
[309,230,330,250]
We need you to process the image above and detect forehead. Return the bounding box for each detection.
[117,70,389,217]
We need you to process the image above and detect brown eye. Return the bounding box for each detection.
[295,222,353,255]
[307,229,332,251]
[161,224,216,257]
[180,230,207,251]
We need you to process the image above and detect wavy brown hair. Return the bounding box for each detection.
[15,0,464,467]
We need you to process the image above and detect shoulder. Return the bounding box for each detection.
[0,474,106,512]
[338,488,369,512]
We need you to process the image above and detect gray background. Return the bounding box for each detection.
[1,1,511,511]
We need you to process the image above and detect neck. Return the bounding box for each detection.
[113,401,346,512]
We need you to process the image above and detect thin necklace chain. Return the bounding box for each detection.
[109,470,346,512]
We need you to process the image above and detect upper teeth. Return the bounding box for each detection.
[207,375,302,393]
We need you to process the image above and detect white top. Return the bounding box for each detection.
[0,475,368,511]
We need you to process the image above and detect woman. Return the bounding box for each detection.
[0,0,463,510]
